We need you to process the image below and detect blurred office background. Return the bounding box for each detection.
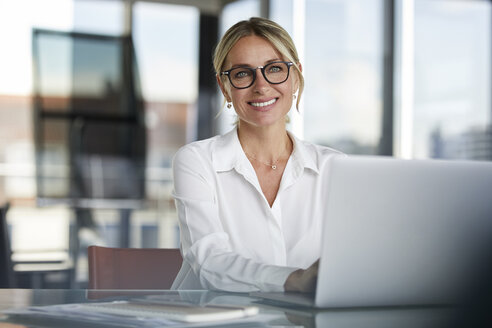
[0,0,490,288]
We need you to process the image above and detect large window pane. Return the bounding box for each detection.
[73,0,124,35]
[414,0,491,160]
[133,2,199,168]
[0,0,74,202]
[303,0,384,154]
[270,0,294,35]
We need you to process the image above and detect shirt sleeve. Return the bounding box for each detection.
[172,145,298,292]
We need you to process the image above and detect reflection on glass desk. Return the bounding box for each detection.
[0,289,476,328]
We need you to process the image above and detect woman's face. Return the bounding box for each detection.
[219,35,299,130]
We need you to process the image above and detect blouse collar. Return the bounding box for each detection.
[211,127,320,175]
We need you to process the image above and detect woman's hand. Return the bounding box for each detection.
[284,259,319,293]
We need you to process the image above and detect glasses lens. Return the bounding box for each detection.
[229,68,254,88]
[264,62,290,84]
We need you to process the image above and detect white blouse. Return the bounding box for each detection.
[171,128,344,292]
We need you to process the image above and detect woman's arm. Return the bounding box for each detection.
[172,144,298,292]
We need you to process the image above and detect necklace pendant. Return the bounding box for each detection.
[271,165,277,170]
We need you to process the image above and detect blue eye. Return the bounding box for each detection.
[233,69,252,79]
[268,65,283,73]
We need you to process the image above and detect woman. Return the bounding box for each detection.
[171,17,343,292]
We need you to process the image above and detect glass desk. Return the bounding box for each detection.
[0,289,470,327]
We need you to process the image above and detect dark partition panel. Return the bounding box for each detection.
[0,203,14,288]
[32,29,146,207]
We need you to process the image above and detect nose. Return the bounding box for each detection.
[252,67,269,91]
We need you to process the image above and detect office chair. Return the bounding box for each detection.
[87,246,182,289]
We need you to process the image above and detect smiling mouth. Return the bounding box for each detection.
[249,98,277,107]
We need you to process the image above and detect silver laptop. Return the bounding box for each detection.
[252,156,492,308]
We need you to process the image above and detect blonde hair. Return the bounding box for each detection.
[213,17,304,110]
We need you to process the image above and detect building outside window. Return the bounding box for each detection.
[412,0,491,160]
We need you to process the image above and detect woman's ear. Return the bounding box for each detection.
[216,74,231,102]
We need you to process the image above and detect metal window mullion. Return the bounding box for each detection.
[380,0,396,156]
[395,0,415,159]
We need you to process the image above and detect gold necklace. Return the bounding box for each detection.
[245,150,289,170]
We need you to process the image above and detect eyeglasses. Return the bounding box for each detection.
[221,61,294,89]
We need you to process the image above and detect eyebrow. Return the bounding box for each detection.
[229,58,283,69]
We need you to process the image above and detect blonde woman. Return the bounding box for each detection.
[172,17,343,292]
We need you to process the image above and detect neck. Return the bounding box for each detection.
[237,123,292,162]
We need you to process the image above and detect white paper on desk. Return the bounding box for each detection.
[79,300,260,323]
[6,303,173,327]
[4,302,272,328]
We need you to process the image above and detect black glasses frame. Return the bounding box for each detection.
[220,61,294,89]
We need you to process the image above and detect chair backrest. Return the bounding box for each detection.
[88,246,182,289]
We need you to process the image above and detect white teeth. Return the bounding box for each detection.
[250,98,276,107]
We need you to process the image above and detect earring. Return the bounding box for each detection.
[293,94,297,100]
[227,102,232,109]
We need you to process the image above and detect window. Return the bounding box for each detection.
[0,0,74,201]
[73,0,125,35]
[412,0,491,160]
[133,2,199,167]
[272,0,385,155]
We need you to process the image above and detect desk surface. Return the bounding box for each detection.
[0,289,470,328]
